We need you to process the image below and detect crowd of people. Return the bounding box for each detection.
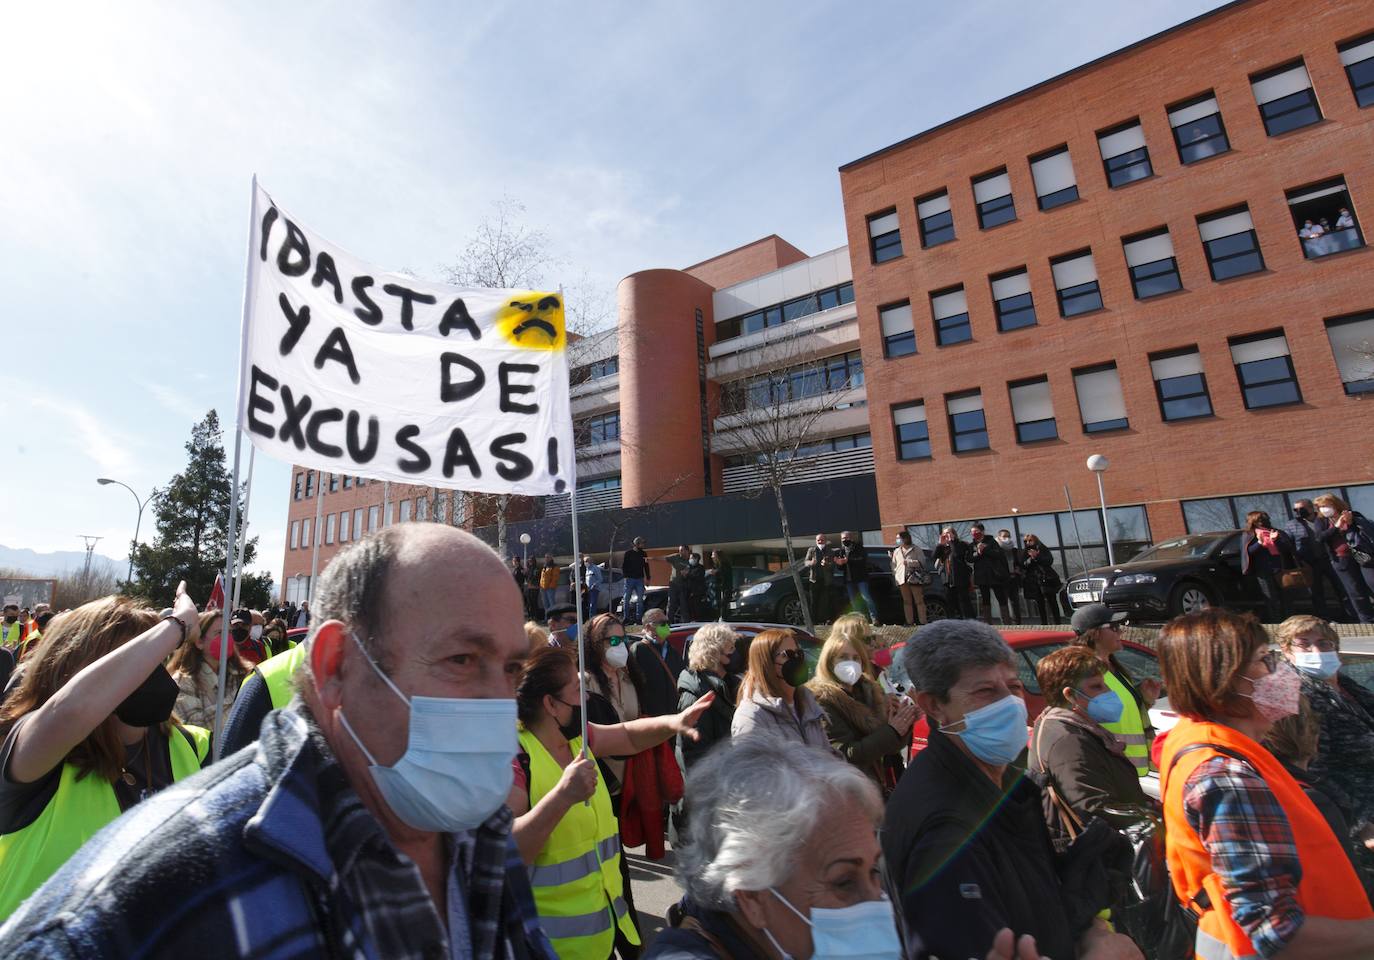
[2,522,1374,959]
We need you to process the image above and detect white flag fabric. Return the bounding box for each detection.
[236,181,576,496]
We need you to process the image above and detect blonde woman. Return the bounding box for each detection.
[730,628,829,749]
[891,530,929,626]
[523,620,551,652]
[676,622,737,769]
[808,613,916,795]
[169,609,250,732]
[1312,492,1374,622]
[0,587,209,918]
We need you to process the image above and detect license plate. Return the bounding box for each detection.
[1070,592,1098,604]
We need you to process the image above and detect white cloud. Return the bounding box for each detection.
[26,394,139,479]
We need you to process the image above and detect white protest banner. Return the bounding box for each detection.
[236,181,576,496]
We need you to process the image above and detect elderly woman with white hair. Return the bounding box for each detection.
[675,623,738,770]
[882,619,1142,960]
[648,733,1050,960]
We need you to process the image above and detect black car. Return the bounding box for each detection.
[1064,530,1314,622]
[730,546,949,626]
[611,566,771,622]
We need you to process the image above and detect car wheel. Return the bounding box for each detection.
[777,596,806,626]
[923,598,948,623]
[1170,582,1215,616]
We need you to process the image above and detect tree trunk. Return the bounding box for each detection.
[496,494,510,557]
[772,480,815,634]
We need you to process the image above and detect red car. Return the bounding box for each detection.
[872,630,1162,752]
[660,621,821,675]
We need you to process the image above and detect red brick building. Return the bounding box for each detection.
[840,0,1374,575]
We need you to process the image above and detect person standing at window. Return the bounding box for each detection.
[1020,534,1063,625]
[1313,493,1374,623]
[1241,510,1300,622]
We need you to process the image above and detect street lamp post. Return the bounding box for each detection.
[519,532,531,566]
[1086,455,1115,566]
[97,478,151,585]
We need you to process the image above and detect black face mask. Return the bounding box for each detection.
[780,650,809,687]
[556,700,584,741]
[115,665,180,727]
[1294,507,1312,520]
[3,615,15,624]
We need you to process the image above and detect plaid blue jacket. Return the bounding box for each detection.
[0,707,554,960]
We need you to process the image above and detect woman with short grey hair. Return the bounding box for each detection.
[676,624,738,770]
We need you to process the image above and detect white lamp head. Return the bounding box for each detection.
[519,533,531,545]
[1086,454,1110,473]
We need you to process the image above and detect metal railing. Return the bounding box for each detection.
[721,445,875,494]
[545,486,623,518]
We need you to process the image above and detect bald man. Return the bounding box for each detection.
[0,526,556,959]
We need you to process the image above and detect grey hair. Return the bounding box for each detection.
[308,527,403,667]
[687,623,738,672]
[676,734,882,910]
[899,619,1013,700]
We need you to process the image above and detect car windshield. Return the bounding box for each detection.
[1130,534,1225,562]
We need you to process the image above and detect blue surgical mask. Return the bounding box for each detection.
[338,632,516,833]
[941,693,1028,765]
[765,889,901,960]
[1076,688,1125,725]
[1293,650,1341,680]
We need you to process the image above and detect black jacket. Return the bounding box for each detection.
[1240,528,1298,578]
[676,669,734,769]
[1019,547,1061,599]
[970,536,1011,587]
[1285,514,1337,568]
[837,541,870,584]
[933,540,973,589]
[645,899,768,960]
[631,637,686,717]
[622,548,650,580]
[882,728,1086,960]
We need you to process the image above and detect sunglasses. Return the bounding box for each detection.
[607,635,626,646]
[777,648,803,662]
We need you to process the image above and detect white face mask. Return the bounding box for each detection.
[605,641,630,669]
[834,659,863,686]
[1320,506,1338,518]
[250,624,264,641]
[996,535,1012,545]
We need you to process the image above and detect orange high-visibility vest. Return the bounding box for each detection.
[1161,716,1372,960]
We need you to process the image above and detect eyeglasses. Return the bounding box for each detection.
[1291,636,1337,652]
[1102,621,1127,632]
[607,635,626,646]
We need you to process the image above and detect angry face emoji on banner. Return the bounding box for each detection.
[496,293,566,351]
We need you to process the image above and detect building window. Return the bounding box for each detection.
[725,434,870,468]
[715,282,854,340]
[1251,61,1322,135]
[1287,178,1364,258]
[931,287,972,346]
[1230,332,1302,409]
[879,301,916,358]
[1051,251,1103,317]
[946,391,989,452]
[892,403,930,460]
[356,477,366,487]
[353,507,364,534]
[304,471,315,498]
[1168,93,1230,163]
[917,191,955,247]
[328,473,339,492]
[1009,377,1057,443]
[293,473,303,500]
[339,509,350,542]
[1029,146,1078,210]
[1198,207,1264,280]
[990,269,1037,331]
[868,211,902,263]
[367,505,379,532]
[325,513,336,544]
[1122,229,1182,299]
[416,497,429,521]
[1324,313,1374,394]
[1073,364,1129,433]
[1150,349,1213,421]
[399,499,411,523]
[290,520,300,550]
[579,412,621,445]
[722,351,863,412]
[972,170,1016,229]
[301,518,312,549]
[1341,34,1374,107]
[1097,121,1152,188]
[571,355,620,384]
[342,475,352,490]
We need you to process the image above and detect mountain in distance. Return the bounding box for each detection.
[0,544,125,579]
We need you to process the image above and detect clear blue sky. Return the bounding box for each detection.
[0,0,1230,589]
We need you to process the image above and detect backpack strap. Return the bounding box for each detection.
[1162,741,1250,915]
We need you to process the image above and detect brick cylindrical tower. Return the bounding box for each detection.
[617,269,715,508]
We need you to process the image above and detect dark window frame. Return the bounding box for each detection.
[946,392,990,453]
[714,281,854,341]
[1150,349,1214,422]
[1051,250,1104,317]
[1098,121,1153,188]
[1123,230,1183,299]
[892,404,932,461]
[881,300,918,359]
[1029,146,1079,211]
[1342,36,1374,107]
[1326,313,1374,395]
[975,191,1017,229]
[1252,63,1323,136]
[1169,93,1231,164]
[931,287,972,346]
[917,192,956,247]
[994,290,1037,332]
[1074,363,1130,434]
[1286,179,1366,260]
[868,210,903,264]
[1230,333,1303,410]
[1009,376,1058,444]
[1199,209,1265,281]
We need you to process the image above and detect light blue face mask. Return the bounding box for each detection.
[764,888,901,960]
[1076,687,1125,725]
[940,693,1028,766]
[338,632,517,833]
[1293,650,1341,680]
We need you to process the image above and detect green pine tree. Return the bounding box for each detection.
[131,411,271,608]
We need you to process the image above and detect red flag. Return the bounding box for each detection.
[206,573,225,611]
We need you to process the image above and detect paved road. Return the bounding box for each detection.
[625,843,683,951]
